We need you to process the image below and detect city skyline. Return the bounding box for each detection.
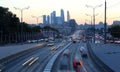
[0,0,120,25]
[43,9,65,25]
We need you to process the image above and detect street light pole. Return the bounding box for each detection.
[32,16,42,43]
[21,10,23,23]
[86,14,93,28]
[14,6,29,23]
[32,16,41,24]
[14,6,29,43]
[86,4,102,43]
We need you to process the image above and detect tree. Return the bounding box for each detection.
[0,6,20,34]
[108,25,120,39]
[0,6,43,44]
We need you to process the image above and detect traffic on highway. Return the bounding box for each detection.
[0,30,109,72]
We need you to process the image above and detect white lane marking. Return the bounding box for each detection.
[22,57,34,66]
[28,57,39,66]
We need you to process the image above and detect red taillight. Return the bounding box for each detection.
[79,60,83,66]
[73,60,77,67]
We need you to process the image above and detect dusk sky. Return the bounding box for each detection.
[0,0,120,25]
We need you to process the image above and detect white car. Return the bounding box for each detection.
[62,49,70,57]
[114,40,120,44]
[80,47,87,57]
[95,40,100,44]
[47,42,54,46]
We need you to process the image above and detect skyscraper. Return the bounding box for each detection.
[43,9,66,24]
[43,15,46,24]
[67,11,70,22]
[61,9,65,24]
[50,13,53,24]
[47,15,50,24]
[53,11,56,24]
[56,16,62,24]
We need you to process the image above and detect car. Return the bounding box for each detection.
[40,39,44,41]
[26,40,32,43]
[62,49,70,57]
[60,56,69,70]
[114,40,120,44]
[47,42,54,46]
[45,38,49,42]
[73,57,87,72]
[95,40,100,44]
[31,40,37,43]
[80,47,87,57]
[73,40,76,43]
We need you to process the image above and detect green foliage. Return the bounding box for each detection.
[108,25,120,38]
[0,6,20,34]
[0,6,41,34]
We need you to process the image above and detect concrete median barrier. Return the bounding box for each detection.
[86,42,114,72]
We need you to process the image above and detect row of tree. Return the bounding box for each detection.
[108,25,120,39]
[0,6,58,44]
[0,6,41,35]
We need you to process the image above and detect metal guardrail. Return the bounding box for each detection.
[87,42,114,72]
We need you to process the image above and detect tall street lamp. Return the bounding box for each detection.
[14,6,29,23]
[32,16,42,42]
[86,4,102,43]
[32,16,41,24]
[14,6,29,43]
[86,14,93,28]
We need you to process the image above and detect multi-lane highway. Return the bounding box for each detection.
[0,40,70,72]
[52,41,102,72]
[0,30,109,72]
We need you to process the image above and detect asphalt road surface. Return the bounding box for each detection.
[52,41,102,72]
[0,40,69,72]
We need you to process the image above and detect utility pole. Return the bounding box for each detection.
[104,0,107,44]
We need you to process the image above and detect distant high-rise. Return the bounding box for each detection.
[43,9,66,24]
[56,16,62,24]
[47,15,50,24]
[43,15,46,24]
[61,9,65,24]
[50,13,53,24]
[50,11,56,24]
[53,11,56,24]
[67,11,70,22]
